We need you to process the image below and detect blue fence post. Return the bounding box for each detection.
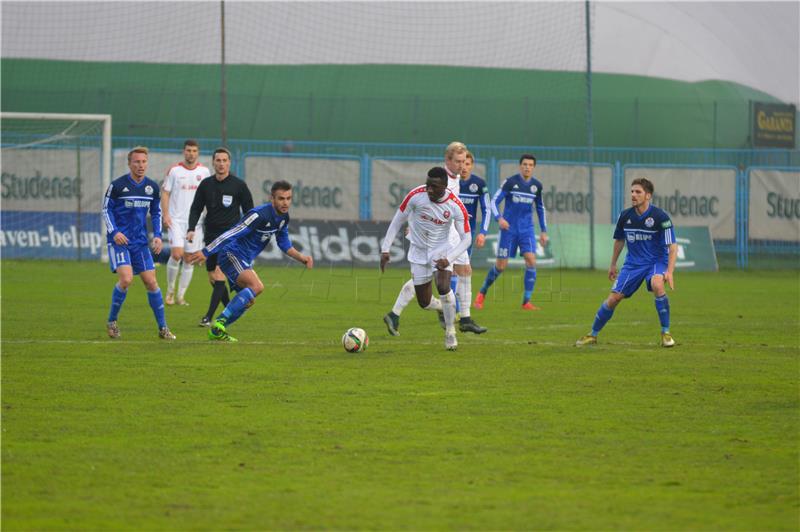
[742,168,750,269]
[488,157,498,192]
[613,160,623,221]
[360,152,371,220]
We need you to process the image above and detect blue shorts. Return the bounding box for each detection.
[107,242,154,275]
[612,262,668,298]
[496,230,536,259]
[217,250,252,292]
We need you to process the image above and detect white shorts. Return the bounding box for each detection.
[449,227,471,266]
[410,261,453,285]
[168,219,204,253]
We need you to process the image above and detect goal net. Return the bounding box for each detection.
[1,113,111,261]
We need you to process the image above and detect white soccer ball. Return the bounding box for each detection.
[342,327,369,353]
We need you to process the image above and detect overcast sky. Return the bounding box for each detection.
[2,1,798,104]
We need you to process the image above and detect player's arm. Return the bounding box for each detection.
[476,186,491,248]
[491,181,510,230]
[663,221,677,289]
[442,200,472,268]
[161,172,173,229]
[277,224,313,268]
[535,183,548,246]
[187,180,206,242]
[609,239,624,281]
[380,207,410,272]
[665,243,678,290]
[102,184,127,245]
[149,185,163,254]
[240,181,255,214]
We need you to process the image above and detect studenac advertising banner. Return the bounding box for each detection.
[370,159,488,222]
[243,155,361,221]
[623,167,736,239]
[497,162,614,224]
[748,169,800,242]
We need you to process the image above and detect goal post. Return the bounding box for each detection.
[1,112,112,261]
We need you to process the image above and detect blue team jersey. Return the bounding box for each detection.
[203,203,293,264]
[459,174,491,235]
[614,205,676,267]
[102,174,162,246]
[491,173,547,234]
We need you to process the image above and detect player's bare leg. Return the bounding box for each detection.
[107,265,133,338]
[476,257,507,309]
[140,269,175,340]
[521,252,540,310]
[454,263,487,334]
[650,275,675,347]
[165,246,183,305]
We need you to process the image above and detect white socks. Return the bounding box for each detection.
[441,290,456,332]
[177,262,194,300]
[392,279,416,316]
[456,274,471,318]
[424,296,443,311]
[166,256,181,294]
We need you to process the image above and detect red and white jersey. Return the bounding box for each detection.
[382,185,471,265]
[163,162,211,221]
[445,165,460,198]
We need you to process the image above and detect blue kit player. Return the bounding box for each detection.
[186,180,314,342]
[576,177,677,348]
[475,154,548,310]
[450,151,491,319]
[103,146,175,340]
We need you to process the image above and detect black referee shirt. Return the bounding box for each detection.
[188,173,254,241]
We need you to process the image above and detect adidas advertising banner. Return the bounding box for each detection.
[242,155,361,221]
[498,162,613,224]
[2,147,103,212]
[623,167,736,240]
[112,149,213,186]
[748,169,800,241]
[0,214,717,271]
[370,159,487,222]
[470,224,717,271]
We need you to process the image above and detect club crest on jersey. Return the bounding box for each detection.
[222,195,233,207]
[469,183,478,193]
[645,217,655,228]
[443,211,450,219]
[196,175,203,181]
[532,185,538,194]
[145,185,154,195]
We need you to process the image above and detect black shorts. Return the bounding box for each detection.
[204,230,224,272]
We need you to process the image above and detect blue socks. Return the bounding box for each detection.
[108,283,128,322]
[655,295,670,333]
[481,265,502,295]
[523,267,537,304]
[147,289,167,329]
[591,302,615,336]
[450,276,460,313]
[217,288,255,327]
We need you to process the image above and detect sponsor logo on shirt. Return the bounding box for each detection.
[125,200,151,208]
[661,220,672,228]
[420,213,449,225]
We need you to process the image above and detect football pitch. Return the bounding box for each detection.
[2,260,798,530]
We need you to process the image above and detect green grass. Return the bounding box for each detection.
[2,260,798,530]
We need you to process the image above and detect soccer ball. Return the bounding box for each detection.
[342,327,369,353]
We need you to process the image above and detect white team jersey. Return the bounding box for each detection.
[163,162,211,221]
[382,185,471,265]
[445,165,460,198]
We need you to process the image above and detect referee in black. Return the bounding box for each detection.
[187,147,254,327]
